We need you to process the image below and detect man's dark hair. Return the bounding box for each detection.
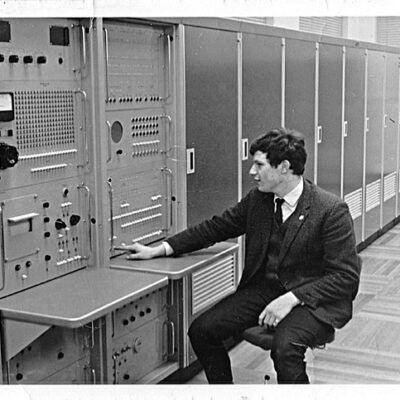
[249,127,307,175]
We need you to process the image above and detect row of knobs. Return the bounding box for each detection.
[0,54,47,64]
[106,96,161,103]
[54,215,81,230]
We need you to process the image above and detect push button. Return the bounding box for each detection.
[9,55,19,63]
[37,56,47,64]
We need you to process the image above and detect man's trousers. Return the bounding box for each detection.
[188,284,334,384]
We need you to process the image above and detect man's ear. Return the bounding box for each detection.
[280,160,291,173]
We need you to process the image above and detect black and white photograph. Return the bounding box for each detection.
[1,1,400,399]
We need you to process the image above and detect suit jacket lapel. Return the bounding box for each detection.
[260,193,274,248]
[277,180,312,268]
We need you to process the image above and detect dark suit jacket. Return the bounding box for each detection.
[166,179,361,329]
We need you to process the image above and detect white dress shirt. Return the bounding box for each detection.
[274,178,304,223]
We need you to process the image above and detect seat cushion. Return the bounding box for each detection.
[242,325,335,350]
[241,325,275,350]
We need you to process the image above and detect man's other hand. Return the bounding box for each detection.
[258,291,302,328]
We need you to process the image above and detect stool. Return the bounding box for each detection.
[241,325,335,383]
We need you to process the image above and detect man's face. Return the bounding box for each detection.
[249,151,283,193]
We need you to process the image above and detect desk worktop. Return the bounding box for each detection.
[0,242,238,328]
[0,267,168,328]
[110,241,239,279]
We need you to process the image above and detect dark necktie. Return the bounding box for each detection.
[275,198,285,226]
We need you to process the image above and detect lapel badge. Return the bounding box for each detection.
[299,215,304,221]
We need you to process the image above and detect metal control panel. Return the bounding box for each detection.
[0,19,89,297]
[109,286,174,383]
[103,21,175,255]
[7,325,93,384]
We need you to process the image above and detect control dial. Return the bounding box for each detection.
[132,337,143,353]
[0,142,19,170]
[69,214,81,226]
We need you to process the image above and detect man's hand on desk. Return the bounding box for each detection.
[114,243,166,260]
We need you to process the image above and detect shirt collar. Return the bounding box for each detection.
[275,178,304,208]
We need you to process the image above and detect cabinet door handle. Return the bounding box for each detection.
[0,203,5,290]
[187,148,195,174]
[103,27,109,101]
[317,126,322,144]
[162,167,173,231]
[160,114,172,153]
[242,138,248,160]
[107,179,115,252]
[162,34,172,101]
[77,183,92,261]
[74,89,88,166]
[163,320,176,358]
[106,121,112,162]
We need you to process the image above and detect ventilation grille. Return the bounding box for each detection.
[15,90,75,153]
[344,188,363,220]
[366,179,381,212]
[384,172,397,201]
[191,254,236,315]
[299,17,343,37]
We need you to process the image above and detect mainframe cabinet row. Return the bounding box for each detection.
[183,23,400,246]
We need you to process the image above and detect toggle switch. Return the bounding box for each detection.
[55,218,67,230]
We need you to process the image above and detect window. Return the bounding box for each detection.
[376,17,400,47]
[299,17,343,37]
[232,17,273,25]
